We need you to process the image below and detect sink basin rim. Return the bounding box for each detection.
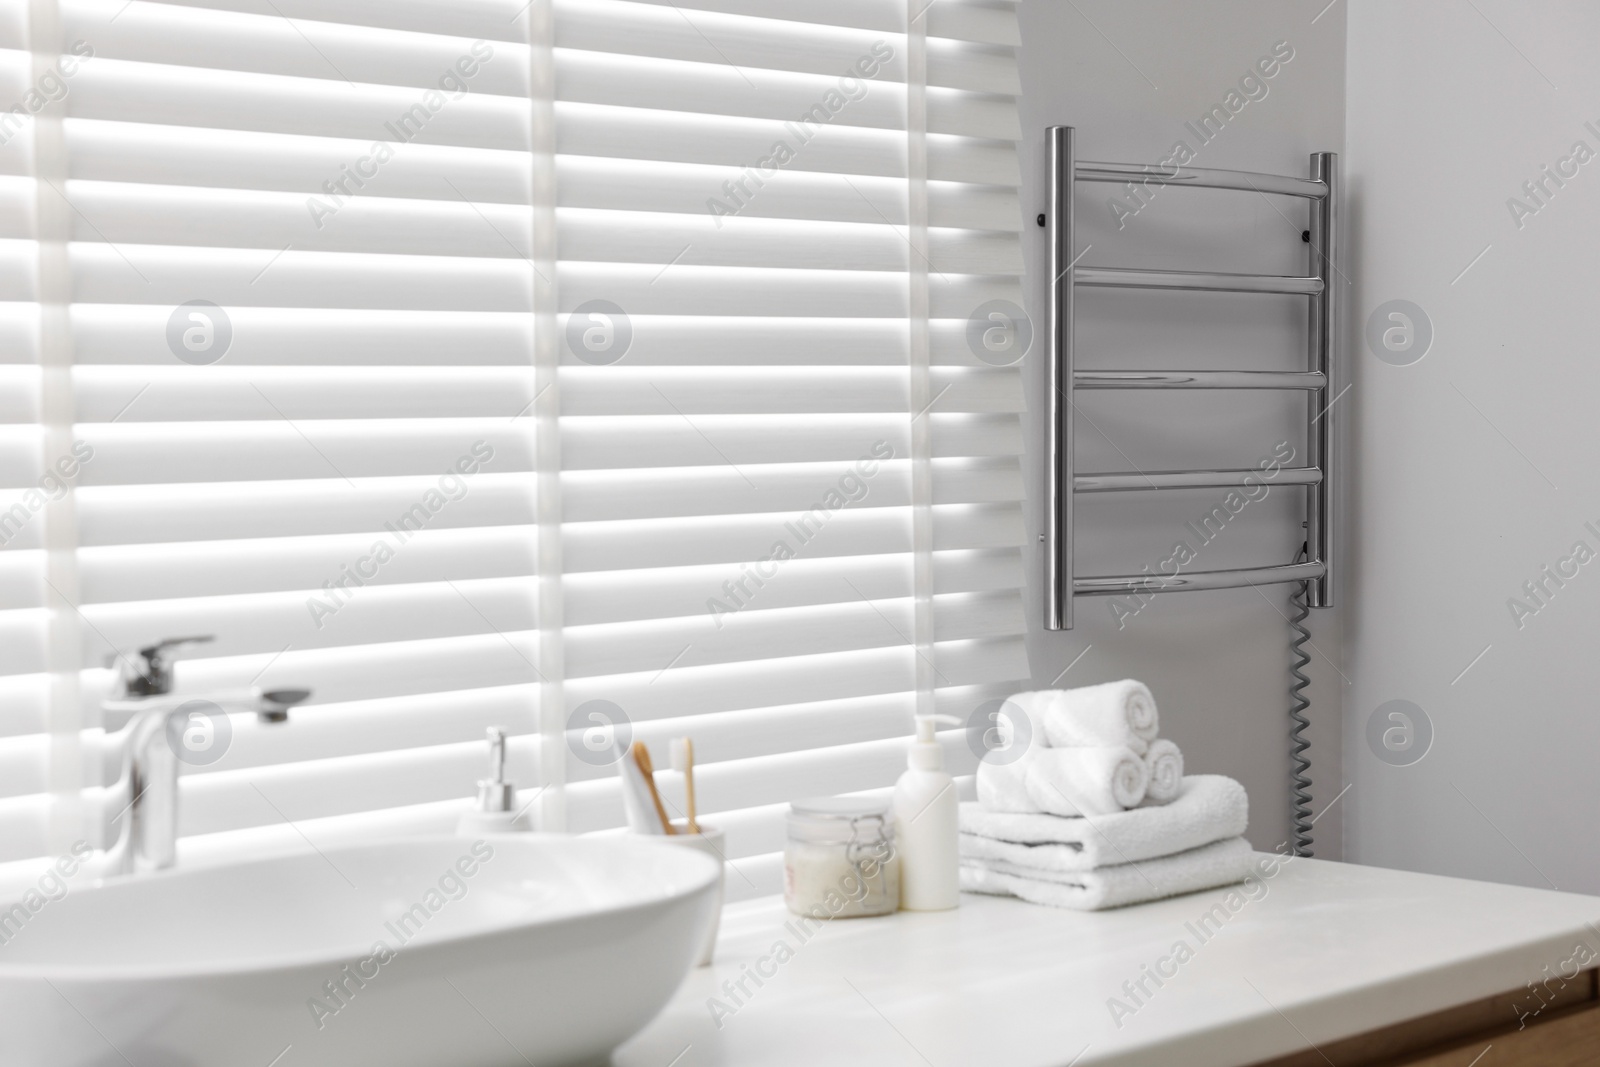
[0,834,721,982]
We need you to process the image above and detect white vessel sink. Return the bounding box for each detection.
[0,835,721,1067]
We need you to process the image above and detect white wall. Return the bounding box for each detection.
[1344,2,1600,892]
[1015,1,1349,856]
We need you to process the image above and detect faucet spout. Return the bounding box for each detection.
[100,687,309,879]
[94,635,312,879]
[103,701,185,878]
[259,688,312,724]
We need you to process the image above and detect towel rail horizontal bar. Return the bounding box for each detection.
[1074,560,1327,597]
[1076,466,1323,493]
[1075,370,1326,390]
[1076,267,1324,295]
[1076,160,1328,200]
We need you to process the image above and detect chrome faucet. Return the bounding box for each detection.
[101,638,309,877]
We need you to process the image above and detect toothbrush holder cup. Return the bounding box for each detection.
[660,821,725,966]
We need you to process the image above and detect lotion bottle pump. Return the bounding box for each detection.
[893,713,960,911]
[456,727,533,836]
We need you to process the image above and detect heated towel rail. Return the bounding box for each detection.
[1045,126,1338,630]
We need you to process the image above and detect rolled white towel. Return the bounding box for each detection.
[987,691,1050,753]
[971,692,1053,813]
[977,745,1148,815]
[1041,679,1159,755]
[975,752,1035,813]
[1143,738,1184,805]
[1025,746,1148,816]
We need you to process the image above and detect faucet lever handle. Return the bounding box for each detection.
[119,635,216,697]
[137,635,215,663]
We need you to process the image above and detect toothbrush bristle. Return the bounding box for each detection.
[670,736,689,772]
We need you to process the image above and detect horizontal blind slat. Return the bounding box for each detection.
[564,547,1021,625]
[147,0,534,44]
[563,591,1023,680]
[82,580,538,659]
[65,0,522,92]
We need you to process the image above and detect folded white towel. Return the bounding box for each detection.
[960,836,1253,910]
[1039,680,1159,756]
[1143,738,1184,805]
[959,775,1248,871]
[977,745,1147,816]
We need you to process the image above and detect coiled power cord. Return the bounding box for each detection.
[1288,543,1313,857]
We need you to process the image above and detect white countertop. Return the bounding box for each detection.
[614,856,1600,1067]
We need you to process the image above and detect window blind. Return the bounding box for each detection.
[2,0,551,867]
[550,0,1028,896]
[0,0,1027,891]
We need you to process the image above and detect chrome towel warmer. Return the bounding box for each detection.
[1045,126,1338,630]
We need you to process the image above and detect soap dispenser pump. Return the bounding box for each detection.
[893,713,961,911]
[456,727,533,836]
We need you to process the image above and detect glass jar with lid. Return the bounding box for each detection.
[783,796,899,919]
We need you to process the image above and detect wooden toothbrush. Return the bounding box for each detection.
[631,741,677,834]
[672,737,698,834]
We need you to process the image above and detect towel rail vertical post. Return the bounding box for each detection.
[1307,152,1338,608]
[1045,125,1075,631]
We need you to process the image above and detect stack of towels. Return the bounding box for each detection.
[961,679,1254,910]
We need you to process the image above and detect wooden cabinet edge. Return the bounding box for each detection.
[1248,969,1599,1067]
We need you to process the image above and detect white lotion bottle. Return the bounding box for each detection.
[456,727,533,836]
[893,713,961,911]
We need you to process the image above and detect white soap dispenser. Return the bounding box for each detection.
[456,727,533,836]
[893,713,961,911]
